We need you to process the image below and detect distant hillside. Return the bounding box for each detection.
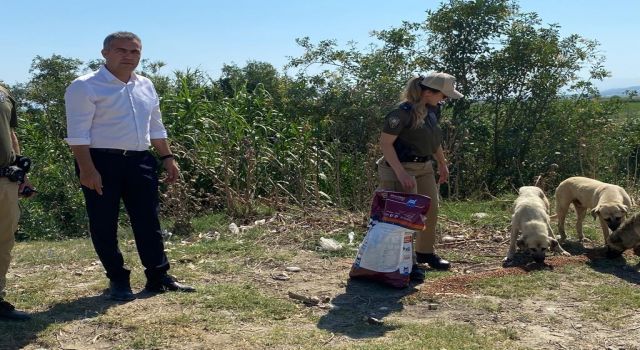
[600,86,640,97]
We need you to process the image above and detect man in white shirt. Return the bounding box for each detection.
[65,32,194,301]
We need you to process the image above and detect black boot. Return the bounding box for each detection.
[409,265,426,282]
[0,300,31,321]
[108,280,135,301]
[145,274,195,294]
[416,252,451,270]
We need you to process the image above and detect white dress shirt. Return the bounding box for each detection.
[64,65,168,151]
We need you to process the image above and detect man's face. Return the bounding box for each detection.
[101,38,142,75]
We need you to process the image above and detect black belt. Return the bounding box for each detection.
[91,148,148,156]
[384,155,433,167]
[399,155,433,163]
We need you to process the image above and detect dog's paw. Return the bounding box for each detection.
[502,257,515,267]
[560,251,571,257]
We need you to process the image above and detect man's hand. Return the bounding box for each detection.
[79,168,103,195]
[162,158,180,184]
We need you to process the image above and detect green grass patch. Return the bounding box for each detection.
[186,212,230,233]
[12,239,96,266]
[440,199,513,231]
[340,321,522,350]
[576,275,640,327]
[464,296,504,313]
[177,283,298,322]
[245,326,331,348]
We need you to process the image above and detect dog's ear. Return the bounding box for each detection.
[516,238,525,249]
[620,204,628,214]
[591,206,600,220]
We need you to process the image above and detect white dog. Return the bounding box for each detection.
[505,186,569,264]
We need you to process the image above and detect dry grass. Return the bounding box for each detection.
[1,203,640,350]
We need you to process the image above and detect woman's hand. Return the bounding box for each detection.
[437,162,449,184]
[397,170,416,191]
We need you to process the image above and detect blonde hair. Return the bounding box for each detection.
[399,76,427,128]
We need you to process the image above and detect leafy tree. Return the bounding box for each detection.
[16,55,87,238]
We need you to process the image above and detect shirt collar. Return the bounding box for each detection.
[98,65,139,83]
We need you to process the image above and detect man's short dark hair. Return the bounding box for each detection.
[103,31,141,50]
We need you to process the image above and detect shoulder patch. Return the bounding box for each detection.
[0,91,7,103]
[388,116,401,129]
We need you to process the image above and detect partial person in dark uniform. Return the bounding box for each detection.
[0,84,35,321]
[377,72,463,281]
[64,32,195,301]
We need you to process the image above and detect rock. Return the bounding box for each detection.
[471,212,489,219]
[228,223,240,235]
[365,316,384,325]
[319,303,335,310]
[200,231,220,240]
[287,291,320,306]
[319,237,343,251]
[285,266,302,272]
[441,235,456,243]
[272,272,290,281]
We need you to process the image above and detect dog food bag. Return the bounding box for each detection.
[349,191,431,288]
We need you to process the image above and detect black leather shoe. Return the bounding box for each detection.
[108,280,135,301]
[0,300,31,321]
[145,275,196,293]
[416,252,451,270]
[409,265,426,282]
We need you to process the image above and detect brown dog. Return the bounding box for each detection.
[555,177,632,243]
[606,212,640,258]
[505,186,568,264]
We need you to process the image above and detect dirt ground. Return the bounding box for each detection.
[253,214,640,350]
[6,210,640,350]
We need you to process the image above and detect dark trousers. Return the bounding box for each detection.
[77,150,170,283]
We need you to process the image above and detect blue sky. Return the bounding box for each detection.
[1,0,638,90]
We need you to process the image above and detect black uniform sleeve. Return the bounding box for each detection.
[9,94,17,128]
[382,109,410,135]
